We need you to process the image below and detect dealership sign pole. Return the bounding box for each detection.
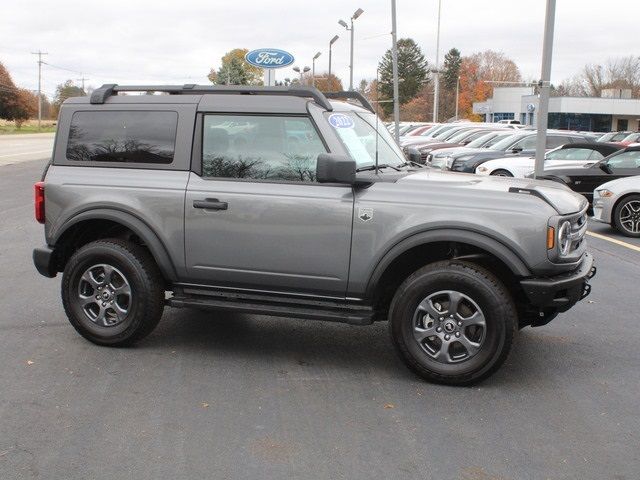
[245,48,295,87]
[534,0,556,178]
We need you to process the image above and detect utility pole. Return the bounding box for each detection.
[432,0,442,122]
[31,50,48,131]
[534,0,556,178]
[391,0,400,144]
[76,76,89,92]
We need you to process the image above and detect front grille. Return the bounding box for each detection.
[567,212,588,254]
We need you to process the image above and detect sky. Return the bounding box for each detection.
[1,0,638,99]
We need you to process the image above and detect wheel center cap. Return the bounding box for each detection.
[443,321,456,333]
[102,291,111,300]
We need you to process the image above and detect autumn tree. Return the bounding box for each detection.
[0,62,37,125]
[378,38,430,116]
[208,48,263,86]
[400,85,432,121]
[556,56,640,97]
[457,50,522,120]
[313,73,343,92]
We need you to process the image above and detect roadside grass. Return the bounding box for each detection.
[0,119,57,135]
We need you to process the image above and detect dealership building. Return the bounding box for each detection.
[473,87,640,132]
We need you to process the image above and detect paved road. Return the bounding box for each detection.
[0,134,55,167]
[1,157,639,480]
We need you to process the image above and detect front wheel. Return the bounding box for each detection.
[389,261,517,386]
[61,239,165,346]
[613,194,640,237]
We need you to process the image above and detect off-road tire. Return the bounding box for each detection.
[389,260,517,386]
[61,239,164,346]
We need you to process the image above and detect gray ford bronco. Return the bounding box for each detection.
[33,84,595,385]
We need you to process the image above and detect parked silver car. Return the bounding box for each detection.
[592,175,640,237]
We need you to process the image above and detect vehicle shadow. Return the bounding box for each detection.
[142,307,411,379]
[139,307,575,388]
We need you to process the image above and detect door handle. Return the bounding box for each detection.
[193,198,228,211]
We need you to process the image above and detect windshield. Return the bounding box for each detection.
[488,134,526,151]
[326,111,406,169]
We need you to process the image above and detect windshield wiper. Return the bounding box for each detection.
[356,163,401,172]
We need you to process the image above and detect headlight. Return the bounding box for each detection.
[418,146,432,153]
[597,189,614,198]
[557,221,571,256]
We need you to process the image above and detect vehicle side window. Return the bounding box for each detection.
[547,148,599,161]
[201,115,326,182]
[546,136,572,149]
[606,150,640,169]
[512,136,536,150]
[66,111,178,163]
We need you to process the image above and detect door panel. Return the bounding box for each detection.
[185,174,354,296]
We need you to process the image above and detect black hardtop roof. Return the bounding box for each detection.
[561,142,621,155]
[88,84,375,113]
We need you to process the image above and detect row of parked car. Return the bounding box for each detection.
[390,121,640,237]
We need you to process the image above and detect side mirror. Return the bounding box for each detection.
[407,147,424,164]
[599,161,613,174]
[316,154,356,184]
[511,146,523,153]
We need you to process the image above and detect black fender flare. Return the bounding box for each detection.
[365,228,531,299]
[51,208,178,282]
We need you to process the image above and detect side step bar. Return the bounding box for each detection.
[168,287,375,326]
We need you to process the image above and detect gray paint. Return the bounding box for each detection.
[41,91,589,306]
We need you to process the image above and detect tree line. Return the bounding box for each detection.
[2,47,639,126]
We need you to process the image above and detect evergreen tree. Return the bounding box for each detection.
[378,38,429,116]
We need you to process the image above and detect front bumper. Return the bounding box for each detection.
[520,253,596,313]
[33,246,57,278]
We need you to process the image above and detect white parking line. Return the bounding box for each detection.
[0,149,51,158]
[587,231,640,252]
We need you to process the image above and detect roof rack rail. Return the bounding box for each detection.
[322,91,375,113]
[89,84,334,110]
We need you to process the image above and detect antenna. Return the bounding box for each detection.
[375,67,380,175]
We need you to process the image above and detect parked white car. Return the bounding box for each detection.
[475,143,620,177]
[592,175,640,237]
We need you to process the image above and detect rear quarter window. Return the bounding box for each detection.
[66,111,178,164]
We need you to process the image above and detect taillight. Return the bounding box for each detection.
[34,181,45,224]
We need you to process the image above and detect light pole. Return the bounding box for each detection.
[391,0,400,143]
[455,75,460,120]
[293,66,311,85]
[534,0,556,178]
[312,52,322,87]
[338,7,364,91]
[328,35,339,80]
[433,0,442,122]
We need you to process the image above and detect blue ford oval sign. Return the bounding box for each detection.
[328,113,355,129]
[245,49,295,69]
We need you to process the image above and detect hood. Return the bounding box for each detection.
[398,169,588,215]
[598,174,640,192]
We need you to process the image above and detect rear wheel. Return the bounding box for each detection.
[389,261,516,386]
[613,194,640,237]
[62,239,165,346]
[490,169,513,177]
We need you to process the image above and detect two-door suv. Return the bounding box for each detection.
[33,84,595,385]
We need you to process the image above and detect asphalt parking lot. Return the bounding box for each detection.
[1,136,639,479]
